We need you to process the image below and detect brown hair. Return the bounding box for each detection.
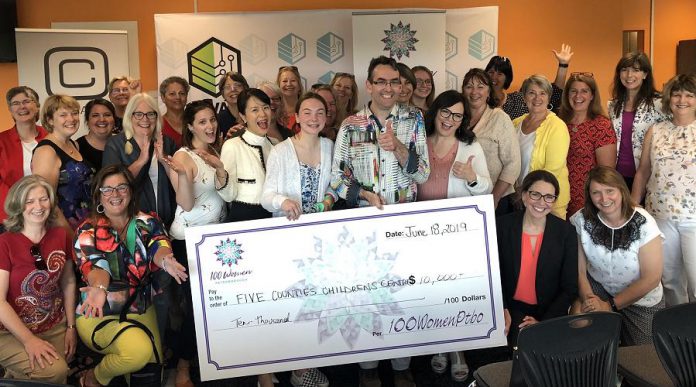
[559,73,607,122]
[40,95,80,132]
[582,166,636,221]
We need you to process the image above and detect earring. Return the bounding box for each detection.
[96,203,105,214]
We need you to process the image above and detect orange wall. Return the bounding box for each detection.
[653,0,696,89]
[0,0,672,127]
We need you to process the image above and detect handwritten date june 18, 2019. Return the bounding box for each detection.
[384,222,467,240]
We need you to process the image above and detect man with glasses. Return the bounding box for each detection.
[331,56,429,387]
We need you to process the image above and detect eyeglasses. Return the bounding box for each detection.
[439,108,464,122]
[223,82,245,92]
[570,72,594,78]
[111,88,130,95]
[31,245,47,271]
[416,79,432,87]
[370,79,401,88]
[10,99,35,107]
[269,96,282,104]
[99,184,129,197]
[132,111,157,120]
[527,190,558,203]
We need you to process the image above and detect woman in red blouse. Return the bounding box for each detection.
[0,175,76,384]
[559,72,616,216]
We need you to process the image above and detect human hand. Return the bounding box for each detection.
[225,123,246,139]
[161,155,186,176]
[581,294,612,312]
[377,121,404,152]
[161,254,188,284]
[361,189,385,210]
[64,327,77,363]
[128,79,142,95]
[452,156,477,183]
[194,150,225,171]
[552,43,573,65]
[281,199,302,220]
[23,335,59,370]
[504,308,511,336]
[518,315,539,328]
[78,286,106,319]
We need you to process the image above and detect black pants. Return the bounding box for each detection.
[172,239,197,361]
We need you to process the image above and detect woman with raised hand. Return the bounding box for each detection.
[77,98,116,172]
[32,95,94,232]
[461,69,520,214]
[160,76,190,148]
[74,165,187,387]
[277,66,303,131]
[513,75,570,219]
[572,166,663,345]
[411,65,435,111]
[609,52,665,189]
[632,73,696,306]
[167,100,230,387]
[102,93,177,228]
[107,76,141,134]
[559,72,616,217]
[0,176,76,384]
[0,86,47,228]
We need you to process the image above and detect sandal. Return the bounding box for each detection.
[431,353,448,374]
[450,351,469,382]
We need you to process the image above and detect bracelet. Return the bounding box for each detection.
[95,284,108,296]
[66,324,76,329]
[558,63,569,68]
[608,296,618,311]
[216,171,229,191]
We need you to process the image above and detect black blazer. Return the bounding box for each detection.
[497,210,578,320]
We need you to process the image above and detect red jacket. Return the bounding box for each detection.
[0,125,48,221]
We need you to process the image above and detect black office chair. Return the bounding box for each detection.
[652,302,696,387]
[474,312,622,387]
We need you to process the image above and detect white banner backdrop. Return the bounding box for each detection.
[352,11,446,106]
[155,11,354,114]
[15,28,130,138]
[155,7,497,112]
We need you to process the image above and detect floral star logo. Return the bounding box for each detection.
[381,21,419,60]
[288,227,408,348]
[214,237,244,267]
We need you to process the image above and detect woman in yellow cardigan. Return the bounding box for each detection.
[513,74,570,219]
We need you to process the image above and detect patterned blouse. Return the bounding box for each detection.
[74,212,171,315]
[646,120,696,221]
[299,163,321,214]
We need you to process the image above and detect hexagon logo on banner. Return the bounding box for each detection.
[278,33,306,64]
[240,34,267,65]
[317,33,344,64]
[468,30,495,61]
[187,37,242,97]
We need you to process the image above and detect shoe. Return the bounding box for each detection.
[175,364,195,387]
[393,369,416,387]
[430,353,448,374]
[79,368,101,387]
[291,368,329,387]
[450,351,469,382]
[359,368,381,387]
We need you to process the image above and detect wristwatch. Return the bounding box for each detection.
[467,180,478,187]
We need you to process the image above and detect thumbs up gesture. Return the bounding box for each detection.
[452,155,477,183]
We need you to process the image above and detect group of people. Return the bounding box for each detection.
[0,43,694,387]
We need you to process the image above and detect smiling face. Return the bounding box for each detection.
[99,173,131,219]
[49,107,80,138]
[462,77,490,111]
[669,89,696,119]
[109,80,131,110]
[130,101,157,139]
[568,80,594,114]
[87,104,115,139]
[259,85,282,117]
[332,76,354,104]
[315,89,336,127]
[486,69,507,92]
[223,78,246,107]
[435,102,464,138]
[397,76,414,104]
[9,92,39,125]
[589,180,623,220]
[522,181,556,220]
[241,96,272,136]
[366,64,401,113]
[619,65,646,93]
[296,98,326,137]
[413,69,433,99]
[279,70,300,99]
[23,186,51,228]
[189,107,219,146]
[524,84,550,115]
[163,82,188,112]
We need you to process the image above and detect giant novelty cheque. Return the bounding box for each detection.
[185,196,506,381]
